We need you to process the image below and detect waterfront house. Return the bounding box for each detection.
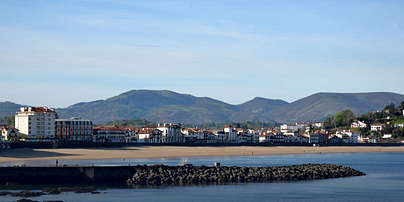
[137,128,162,143]
[335,130,360,144]
[259,132,271,143]
[182,128,216,144]
[0,126,20,141]
[309,133,328,144]
[284,134,308,144]
[157,123,183,143]
[93,126,131,143]
[238,132,255,144]
[328,135,343,144]
[224,125,238,144]
[181,128,198,143]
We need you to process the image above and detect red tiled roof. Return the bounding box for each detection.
[20,107,56,113]
[0,126,15,130]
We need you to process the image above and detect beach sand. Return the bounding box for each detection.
[1,146,404,162]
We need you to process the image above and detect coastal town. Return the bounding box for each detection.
[1,103,404,147]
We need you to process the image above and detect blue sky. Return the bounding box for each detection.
[1,0,404,107]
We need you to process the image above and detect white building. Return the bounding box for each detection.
[312,122,324,128]
[223,125,238,143]
[280,123,306,133]
[284,135,309,144]
[394,123,404,128]
[157,123,183,143]
[182,128,217,144]
[137,128,162,143]
[370,123,384,131]
[335,130,360,144]
[283,130,299,136]
[351,120,367,128]
[259,133,271,143]
[382,134,392,139]
[93,126,132,143]
[15,107,57,140]
[280,124,298,133]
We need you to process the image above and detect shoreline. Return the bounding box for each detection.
[1,146,404,163]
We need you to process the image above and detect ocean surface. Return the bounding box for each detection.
[1,152,404,202]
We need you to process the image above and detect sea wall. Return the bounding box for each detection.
[0,166,135,185]
[127,164,366,186]
[0,164,365,186]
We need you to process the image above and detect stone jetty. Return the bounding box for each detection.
[0,164,365,187]
[127,164,366,186]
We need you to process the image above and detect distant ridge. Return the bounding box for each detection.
[0,101,22,119]
[264,92,404,122]
[1,90,404,124]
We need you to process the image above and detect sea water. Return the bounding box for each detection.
[1,152,404,202]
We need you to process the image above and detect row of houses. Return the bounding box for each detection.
[1,106,402,144]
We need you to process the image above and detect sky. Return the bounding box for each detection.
[1,0,404,108]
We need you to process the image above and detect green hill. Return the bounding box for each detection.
[2,90,404,124]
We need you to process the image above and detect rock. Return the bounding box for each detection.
[57,186,96,193]
[73,187,97,194]
[10,191,46,197]
[0,191,12,196]
[42,188,61,195]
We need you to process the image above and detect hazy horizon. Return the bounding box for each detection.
[1,0,404,107]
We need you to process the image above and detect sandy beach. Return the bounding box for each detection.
[1,146,404,163]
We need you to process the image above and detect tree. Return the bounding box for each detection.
[334,110,355,128]
[399,101,404,111]
[384,103,395,114]
[324,117,334,129]
[0,116,14,126]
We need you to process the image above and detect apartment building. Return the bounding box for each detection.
[55,118,93,141]
[15,107,57,140]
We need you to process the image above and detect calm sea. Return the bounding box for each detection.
[1,152,404,202]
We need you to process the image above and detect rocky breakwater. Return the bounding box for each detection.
[127,164,366,186]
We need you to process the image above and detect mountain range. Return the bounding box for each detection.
[1,90,404,124]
